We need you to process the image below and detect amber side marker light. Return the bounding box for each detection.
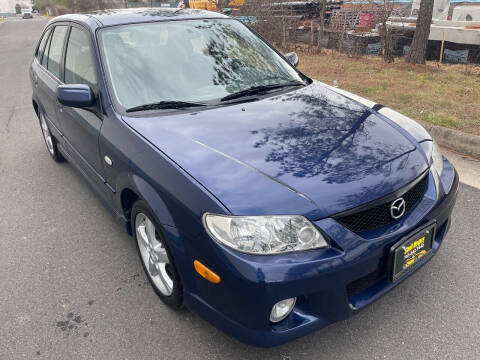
[194,260,221,284]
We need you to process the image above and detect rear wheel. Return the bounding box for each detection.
[39,112,64,162]
[132,200,183,308]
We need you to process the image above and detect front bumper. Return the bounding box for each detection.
[181,162,459,347]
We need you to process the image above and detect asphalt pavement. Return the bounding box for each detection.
[1,18,479,360]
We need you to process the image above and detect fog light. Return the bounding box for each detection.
[269,298,296,323]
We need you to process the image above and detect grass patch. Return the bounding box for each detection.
[297,51,480,136]
[419,112,460,128]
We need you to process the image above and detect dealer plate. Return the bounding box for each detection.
[390,223,436,282]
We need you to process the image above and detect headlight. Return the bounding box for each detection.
[203,214,328,255]
[421,140,443,176]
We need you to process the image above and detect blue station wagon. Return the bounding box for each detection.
[30,8,459,347]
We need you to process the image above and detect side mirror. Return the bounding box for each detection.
[57,84,94,108]
[284,52,299,67]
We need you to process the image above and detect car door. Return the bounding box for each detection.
[58,24,110,202]
[34,24,69,137]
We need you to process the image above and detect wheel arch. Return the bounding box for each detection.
[117,173,177,235]
[32,99,40,119]
[120,188,139,235]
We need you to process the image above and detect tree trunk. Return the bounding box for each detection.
[310,21,314,48]
[317,0,326,52]
[379,22,394,63]
[338,23,346,53]
[97,0,105,10]
[406,0,434,64]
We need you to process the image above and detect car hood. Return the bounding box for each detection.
[122,81,428,219]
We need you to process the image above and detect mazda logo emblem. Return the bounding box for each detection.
[390,197,406,219]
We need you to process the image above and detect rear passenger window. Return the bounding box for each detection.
[47,25,68,79]
[64,27,97,91]
[36,28,51,62]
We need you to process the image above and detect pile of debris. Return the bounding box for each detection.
[239,0,480,63]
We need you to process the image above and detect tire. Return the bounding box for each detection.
[39,112,65,162]
[131,200,183,308]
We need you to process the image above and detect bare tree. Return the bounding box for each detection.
[406,0,434,64]
[378,0,395,62]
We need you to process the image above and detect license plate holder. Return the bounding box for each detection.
[389,222,436,282]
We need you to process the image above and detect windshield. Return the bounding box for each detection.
[99,19,304,110]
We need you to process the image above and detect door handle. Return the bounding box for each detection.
[33,74,38,86]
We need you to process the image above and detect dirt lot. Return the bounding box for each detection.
[298,51,480,136]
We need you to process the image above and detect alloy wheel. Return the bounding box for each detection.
[135,213,173,296]
[40,113,54,155]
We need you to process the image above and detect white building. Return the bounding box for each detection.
[0,0,33,15]
[452,5,480,21]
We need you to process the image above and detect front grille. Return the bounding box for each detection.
[335,173,428,233]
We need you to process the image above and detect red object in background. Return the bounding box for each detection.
[447,15,452,20]
[360,12,375,27]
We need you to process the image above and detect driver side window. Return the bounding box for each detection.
[64,27,97,92]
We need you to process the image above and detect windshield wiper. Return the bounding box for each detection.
[220,81,305,102]
[126,101,207,113]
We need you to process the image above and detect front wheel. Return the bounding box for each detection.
[132,200,183,308]
[39,112,64,162]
